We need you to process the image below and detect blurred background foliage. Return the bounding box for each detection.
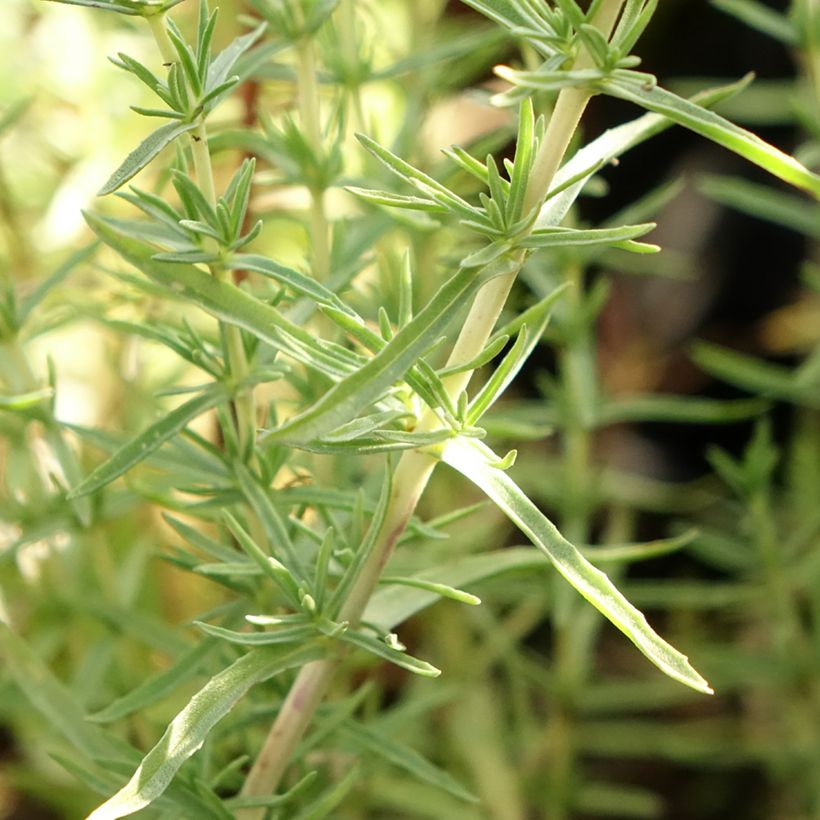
[2,0,820,818]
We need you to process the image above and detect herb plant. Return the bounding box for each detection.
[2,0,820,817]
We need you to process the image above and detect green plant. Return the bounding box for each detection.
[2,0,820,818]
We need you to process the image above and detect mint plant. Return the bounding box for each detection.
[3,0,820,817]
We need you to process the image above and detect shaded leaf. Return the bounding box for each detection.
[68,386,225,498]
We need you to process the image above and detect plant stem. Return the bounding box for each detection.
[191,121,217,210]
[194,117,256,456]
[147,13,176,65]
[296,33,330,280]
[149,12,257,457]
[240,0,626,805]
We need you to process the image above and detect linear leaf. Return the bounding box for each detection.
[341,721,477,803]
[18,242,99,327]
[338,630,441,678]
[206,22,267,89]
[712,0,797,44]
[84,212,358,379]
[521,222,656,249]
[0,387,53,410]
[537,74,759,231]
[598,394,767,425]
[86,643,324,820]
[195,622,316,646]
[699,174,820,240]
[366,548,545,631]
[98,121,198,196]
[441,437,713,694]
[42,0,144,14]
[68,387,224,498]
[604,76,820,198]
[691,341,815,405]
[262,255,519,445]
[229,254,356,315]
[88,639,221,723]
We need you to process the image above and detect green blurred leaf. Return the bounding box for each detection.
[700,174,820,240]
[68,386,225,498]
[712,0,797,44]
[692,341,817,405]
[341,720,478,803]
[88,639,221,724]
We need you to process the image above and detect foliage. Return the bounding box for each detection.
[2,0,820,818]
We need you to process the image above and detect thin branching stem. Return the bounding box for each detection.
[296,29,331,280]
[239,0,627,805]
[150,13,257,458]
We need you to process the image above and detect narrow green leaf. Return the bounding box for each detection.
[692,341,814,404]
[357,133,481,220]
[339,629,441,677]
[206,22,267,89]
[341,721,478,804]
[223,511,301,604]
[604,76,820,198]
[362,547,549,632]
[89,639,221,723]
[538,74,758,231]
[86,644,324,820]
[195,621,316,645]
[506,98,535,224]
[521,222,656,249]
[224,772,317,810]
[84,212,359,380]
[233,463,307,580]
[346,186,446,213]
[41,0,143,14]
[712,0,797,44]
[598,394,767,425]
[18,242,99,327]
[262,254,519,445]
[441,437,713,694]
[229,254,356,315]
[438,334,509,377]
[466,284,564,423]
[0,387,53,411]
[98,121,198,196]
[699,174,820,240]
[379,576,481,606]
[67,387,224,498]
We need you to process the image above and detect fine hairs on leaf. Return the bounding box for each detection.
[5,1,820,818]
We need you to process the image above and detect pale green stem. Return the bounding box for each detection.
[195,120,256,456]
[336,0,367,130]
[147,13,176,66]
[191,121,217,210]
[148,14,256,456]
[240,0,626,806]
[296,36,331,280]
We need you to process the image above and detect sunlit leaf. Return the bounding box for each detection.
[441,437,713,694]
[86,644,324,820]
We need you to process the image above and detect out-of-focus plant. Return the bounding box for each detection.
[1,0,820,818]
